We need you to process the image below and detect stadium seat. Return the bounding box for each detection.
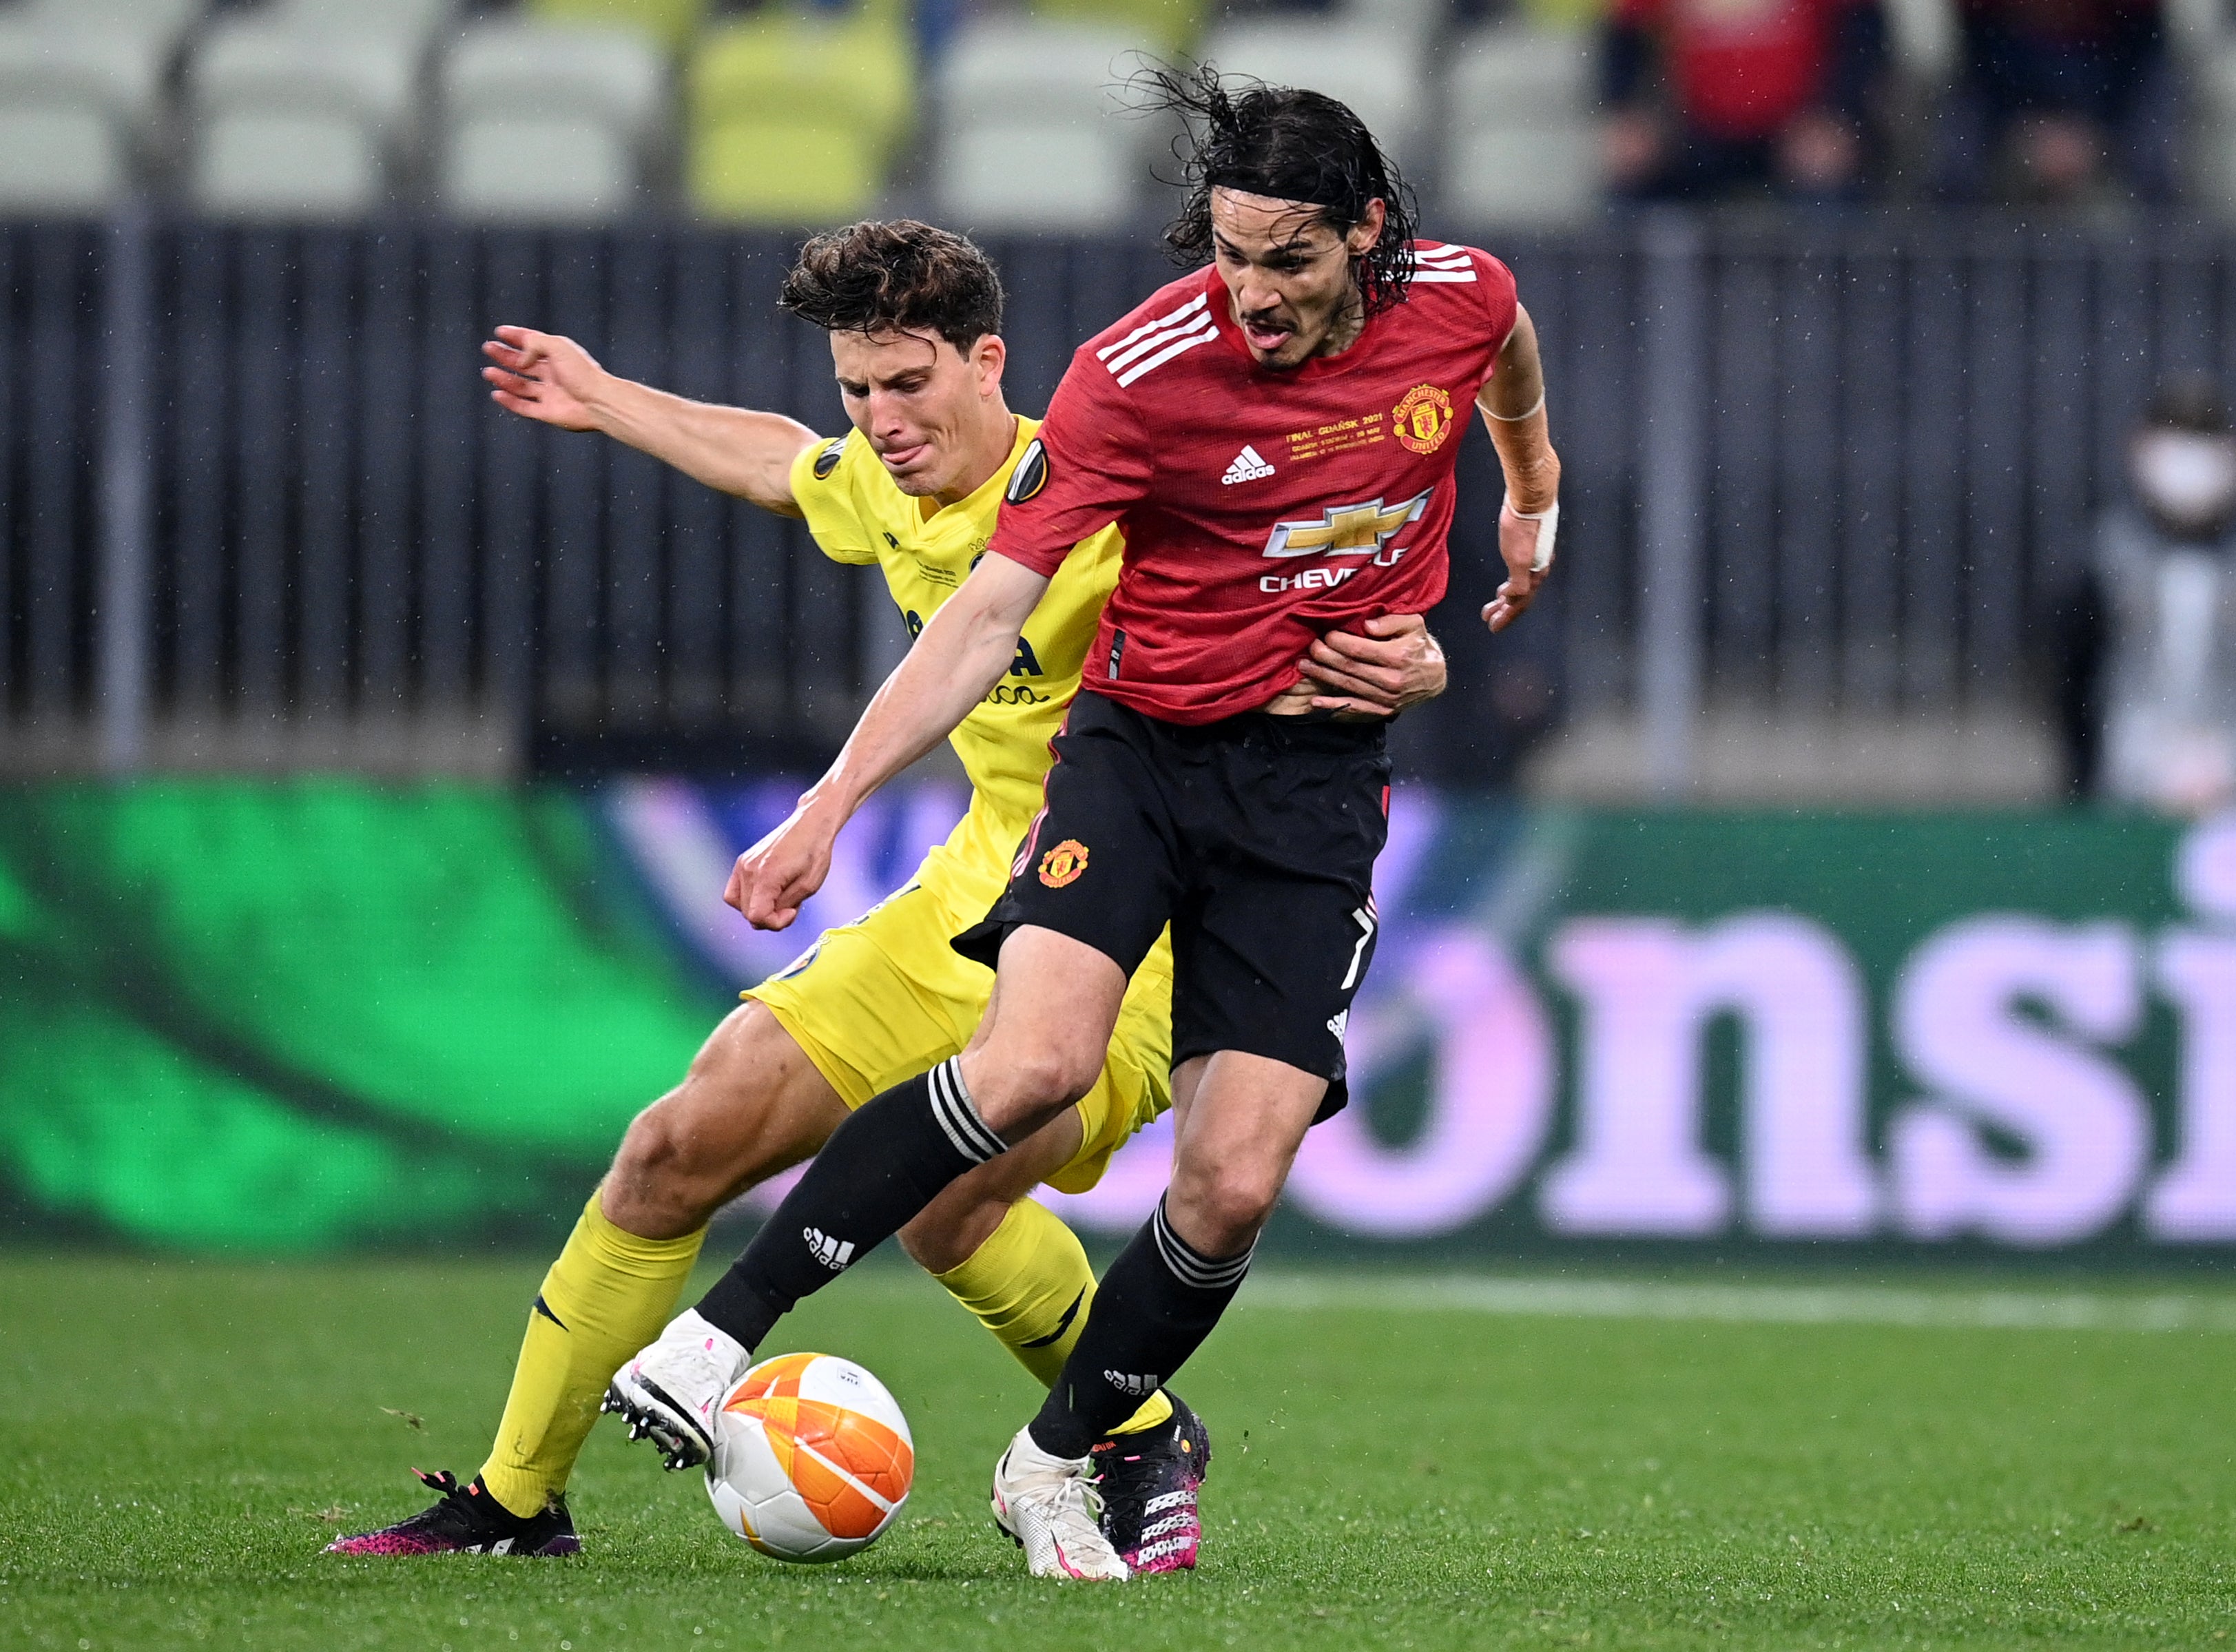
[1443,24,1600,226]
[191,108,386,218]
[1332,0,1449,44]
[1196,20,1426,169]
[0,1,198,141]
[442,114,638,222]
[26,0,204,41]
[17,0,207,68]
[529,0,709,54]
[690,118,885,223]
[0,101,130,213]
[940,20,1141,121]
[935,21,1145,229]
[1447,128,1600,225]
[1449,22,1595,129]
[692,7,912,157]
[442,18,668,152]
[942,120,1138,229]
[286,0,453,41]
[1027,0,1203,54]
[688,4,914,222]
[437,17,663,222]
[1878,0,1957,81]
[191,10,429,143]
[2197,48,2236,219]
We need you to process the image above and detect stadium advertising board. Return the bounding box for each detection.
[0,780,2220,1255]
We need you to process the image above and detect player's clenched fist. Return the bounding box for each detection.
[482,325,608,432]
[725,794,844,931]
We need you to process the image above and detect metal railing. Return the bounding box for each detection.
[1,213,2227,780]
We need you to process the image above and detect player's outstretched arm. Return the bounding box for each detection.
[481,324,816,517]
[1292,613,1448,716]
[727,551,1053,931]
[1478,304,1562,634]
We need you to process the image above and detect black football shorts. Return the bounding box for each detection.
[954,688,1391,1119]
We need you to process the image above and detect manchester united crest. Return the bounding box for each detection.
[1037,839,1090,888]
[1393,384,1455,455]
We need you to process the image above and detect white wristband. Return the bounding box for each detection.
[1484,390,1546,422]
[1504,496,1558,573]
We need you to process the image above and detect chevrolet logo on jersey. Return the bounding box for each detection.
[1260,487,1433,567]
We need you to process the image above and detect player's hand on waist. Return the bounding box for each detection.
[1483,497,1556,634]
[725,795,845,931]
[1282,612,1446,719]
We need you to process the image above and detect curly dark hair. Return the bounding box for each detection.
[1138,61,1418,318]
[779,220,1005,353]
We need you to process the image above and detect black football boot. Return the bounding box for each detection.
[325,1469,581,1556]
[1089,1391,1212,1573]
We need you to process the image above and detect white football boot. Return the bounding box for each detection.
[990,1425,1132,1582]
[600,1308,747,1470]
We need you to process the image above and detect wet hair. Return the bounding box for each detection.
[779,220,1005,353]
[2144,375,2230,436]
[1137,61,1419,317]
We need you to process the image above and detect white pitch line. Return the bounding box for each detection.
[1236,1274,2236,1334]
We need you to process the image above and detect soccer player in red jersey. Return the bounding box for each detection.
[610,72,1560,1580]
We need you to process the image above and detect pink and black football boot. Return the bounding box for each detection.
[1090,1392,1212,1573]
[324,1469,581,1557]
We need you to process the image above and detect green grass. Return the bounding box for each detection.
[4,1255,2235,1650]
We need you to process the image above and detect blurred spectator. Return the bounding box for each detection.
[1935,0,2177,205]
[1600,0,1888,202]
[2052,379,2236,811]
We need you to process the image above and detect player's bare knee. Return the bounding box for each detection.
[603,1101,723,1230]
[1169,1161,1281,1257]
[966,1044,1098,1135]
[602,1007,815,1235]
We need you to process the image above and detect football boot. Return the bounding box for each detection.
[324,1469,580,1557]
[1090,1391,1212,1573]
[989,1426,1130,1581]
[601,1307,747,1469]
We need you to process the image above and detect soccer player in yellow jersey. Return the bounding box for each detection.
[329,220,1446,1566]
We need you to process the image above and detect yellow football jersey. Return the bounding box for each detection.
[787,416,1123,894]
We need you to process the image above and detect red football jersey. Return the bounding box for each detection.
[989,240,1519,725]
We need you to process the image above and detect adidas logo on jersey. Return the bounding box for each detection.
[1221,444,1276,485]
[1327,1009,1349,1040]
[803,1226,856,1270]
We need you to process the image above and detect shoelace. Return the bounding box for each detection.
[1041,1469,1106,1529]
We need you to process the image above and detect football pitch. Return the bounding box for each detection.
[3,1255,2233,1650]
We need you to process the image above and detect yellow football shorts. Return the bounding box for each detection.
[745,866,1172,1195]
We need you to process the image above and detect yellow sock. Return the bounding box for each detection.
[478,1189,706,1518]
[933,1197,1172,1438]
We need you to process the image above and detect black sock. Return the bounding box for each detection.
[694,1057,1004,1350]
[1028,1195,1254,1459]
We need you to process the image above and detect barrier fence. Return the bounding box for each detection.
[4,215,2236,778]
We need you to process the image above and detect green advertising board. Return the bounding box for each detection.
[0,780,2221,1258]
[0,784,718,1248]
